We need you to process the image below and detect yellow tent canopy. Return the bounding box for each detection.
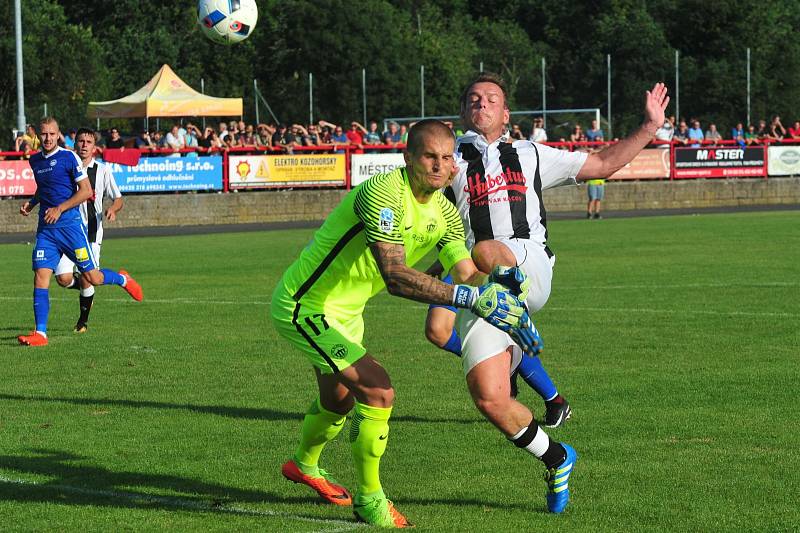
[87,64,242,118]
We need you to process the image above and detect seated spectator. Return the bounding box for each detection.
[688,120,704,146]
[382,121,401,145]
[63,129,77,150]
[655,117,674,146]
[770,115,786,142]
[529,117,547,142]
[731,122,745,148]
[105,128,125,149]
[788,121,800,140]
[704,123,722,145]
[510,124,524,140]
[744,124,758,145]
[569,124,586,142]
[756,119,773,142]
[165,124,185,152]
[363,121,382,145]
[674,121,690,145]
[134,129,156,150]
[586,119,605,142]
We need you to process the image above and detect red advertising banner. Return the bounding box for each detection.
[609,149,670,180]
[0,159,36,196]
[673,146,766,178]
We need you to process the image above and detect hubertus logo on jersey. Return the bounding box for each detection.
[463,167,527,206]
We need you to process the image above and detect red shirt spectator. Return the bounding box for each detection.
[788,121,800,139]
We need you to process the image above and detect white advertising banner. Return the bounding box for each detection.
[350,153,406,186]
[767,145,800,176]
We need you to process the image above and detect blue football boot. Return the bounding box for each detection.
[545,443,578,513]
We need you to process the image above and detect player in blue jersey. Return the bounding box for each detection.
[17,117,143,347]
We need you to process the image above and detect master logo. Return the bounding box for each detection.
[330,344,348,358]
[74,247,89,261]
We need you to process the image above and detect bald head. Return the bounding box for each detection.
[407,119,454,156]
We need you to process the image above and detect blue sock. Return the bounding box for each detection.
[518,355,558,401]
[33,288,50,334]
[443,328,462,356]
[100,269,125,286]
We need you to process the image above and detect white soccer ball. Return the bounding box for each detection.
[197,0,258,44]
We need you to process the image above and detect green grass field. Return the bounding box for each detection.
[1,210,798,532]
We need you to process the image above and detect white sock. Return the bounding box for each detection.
[80,286,95,298]
[511,424,550,458]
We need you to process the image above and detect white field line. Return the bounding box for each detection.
[0,475,365,532]
[1,295,796,319]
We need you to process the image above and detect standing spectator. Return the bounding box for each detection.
[687,120,704,146]
[134,129,156,150]
[17,124,42,152]
[255,124,274,146]
[271,124,290,149]
[198,127,221,151]
[569,124,586,142]
[586,119,605,142]
[788,121,800,140]
[346,122,366,147]
[745,124,758,145]
[399,124,409,144]
[756,119,772,142]
[655,116,674,146]
[510,124,524,140]
[529,117,547,142]
[770,115,786,142]
[239,124,258,147]
[704,123,722,145]
[674,121,690,145]
[304,123,324,146]
[731,122,745,148]
[165,124,185,152]
[184,123,201,151]
[330,125,349,153]
[105,128,124,149]
[218,122,230,142]
[363,121,381,145]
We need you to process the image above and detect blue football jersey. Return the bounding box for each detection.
[29,147,87,229]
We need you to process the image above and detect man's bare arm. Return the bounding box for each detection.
[577,83,669,180]
[370,242,457,306]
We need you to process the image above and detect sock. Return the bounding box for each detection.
[293,398,347,477]
[350,401,392,499]
[33,288,50,334]
[443,328,462,356]
[518,355,558,401]
[78,286,95,325]
[100,269,125,286]
[511,422,566,470]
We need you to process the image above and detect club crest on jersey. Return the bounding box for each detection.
[426,219,438,233]
[379,208,395,234]
[49,159,57,167]
[74,247,89,262]
[330,344,348,358]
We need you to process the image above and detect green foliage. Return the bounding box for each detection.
[1,0,799,138]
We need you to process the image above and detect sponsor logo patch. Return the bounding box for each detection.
[379,208,395,234]
[74,247,89,262]
[35,250,45,260]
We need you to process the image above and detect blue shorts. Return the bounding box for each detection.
[588,184,605,200]
[32,223,98,272]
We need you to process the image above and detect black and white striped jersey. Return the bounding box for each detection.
[447,130,587,249]
[81,159,122,244]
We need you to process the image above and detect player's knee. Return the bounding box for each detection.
[83,270,103,286]
[425,319,450,348]
[362,386,394,408]
[472,240,517,273]
[55,274,73,287]
[472,392,511,420]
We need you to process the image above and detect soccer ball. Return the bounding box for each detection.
[197,0,258,44]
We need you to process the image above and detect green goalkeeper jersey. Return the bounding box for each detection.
[275,167,471,321]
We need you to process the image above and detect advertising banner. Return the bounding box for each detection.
[0,159,36,196]
[350,153,406,186]
[109,156,223,192]
[673,147,766,178]
[767,145,800,176]
[609,149,670,180]
[228,154,346,188]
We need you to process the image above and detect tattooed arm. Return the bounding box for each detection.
[371,242,465,306]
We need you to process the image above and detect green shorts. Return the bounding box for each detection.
[271,286,367,374]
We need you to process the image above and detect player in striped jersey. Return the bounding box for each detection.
[50,128,124,332]
[271,119,536,528]
[437,73,669,513]
[18,117,142,347]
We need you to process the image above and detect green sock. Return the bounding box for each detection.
[349,401,392,499]
[294,398,347,477]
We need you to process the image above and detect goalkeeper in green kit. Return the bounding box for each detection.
[271,119,539,528]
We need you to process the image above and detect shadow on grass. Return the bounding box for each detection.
[0,448,343,518]
[0,393,480,424]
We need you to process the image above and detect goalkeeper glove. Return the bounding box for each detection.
[489,265,530,303]
[453,282,525,331]
[509,311,544,356]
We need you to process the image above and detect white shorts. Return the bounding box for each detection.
[456,310,524,376]
[458,238,554,375]
[55,242,101,276]
[495,238,555,313]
